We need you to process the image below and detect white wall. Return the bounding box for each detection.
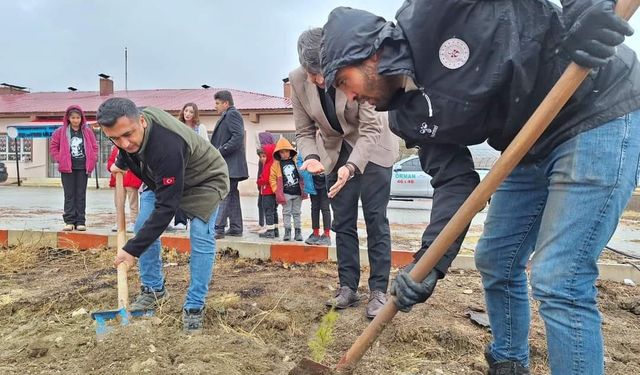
[0,117,49,179]
[0,112,295,190]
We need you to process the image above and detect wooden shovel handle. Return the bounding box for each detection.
[336,0,640,372]
[115,172,129,309]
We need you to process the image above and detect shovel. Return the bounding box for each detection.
[289,0,640,373]
[91,172,152,338]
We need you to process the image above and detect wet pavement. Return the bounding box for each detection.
[1,185,638,258]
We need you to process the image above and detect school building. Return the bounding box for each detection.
[0,78,296,193]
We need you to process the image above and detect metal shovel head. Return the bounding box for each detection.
[289,358,335,375]
[91,307,155,338]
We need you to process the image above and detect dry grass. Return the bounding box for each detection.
[207,292,241,313]
[0,244,42,274]
[0,243,80,274]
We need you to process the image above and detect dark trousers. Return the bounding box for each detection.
[262,194,278,226]
[215,178,243,233]
[257,194,265,226]
[310,188,331,230]
[327,146,392,292]
[61,169,89,225]
[174,208,188,226]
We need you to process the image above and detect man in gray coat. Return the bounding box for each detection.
[210,90,249,239]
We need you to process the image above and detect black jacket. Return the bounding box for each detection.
[390,0,640,158]
[323,0,640,276]
[210,106,249,180]
[397,0,640,273]
[115,107,229,257]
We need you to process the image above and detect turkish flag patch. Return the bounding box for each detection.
[162,177,176,186]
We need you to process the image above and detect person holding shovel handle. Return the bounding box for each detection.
[321,0,640,373]
[97,98,229,334]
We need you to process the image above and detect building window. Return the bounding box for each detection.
[47,129,111,178]
[269,131,296,146]
[0,134,33,162]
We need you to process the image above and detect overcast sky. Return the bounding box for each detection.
[2,0,640,97]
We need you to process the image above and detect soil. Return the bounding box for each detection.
[0,244,639,375]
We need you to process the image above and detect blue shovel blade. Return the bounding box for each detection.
[91,307,155,338]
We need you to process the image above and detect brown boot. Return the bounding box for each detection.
[365,290,387,319]
[325,286,359,309]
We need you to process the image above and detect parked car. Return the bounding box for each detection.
[390,156,434,198]
[0,162,8,183]
[390,155,491,199]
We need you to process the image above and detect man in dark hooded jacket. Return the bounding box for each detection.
[321,1,640,374]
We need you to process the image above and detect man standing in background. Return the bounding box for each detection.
[210,90,249,239]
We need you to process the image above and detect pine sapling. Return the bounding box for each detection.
[308,308,339,363]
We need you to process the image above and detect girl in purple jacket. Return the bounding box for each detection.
[49,105,98,231]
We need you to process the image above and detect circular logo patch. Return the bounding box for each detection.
[439,38,469,70]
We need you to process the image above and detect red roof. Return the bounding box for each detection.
[0,88,292,115]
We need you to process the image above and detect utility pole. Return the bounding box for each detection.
[125,47,128,92]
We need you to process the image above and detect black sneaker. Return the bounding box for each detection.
[259,229,275,238]
[283,228,291,241]
[305,233,320,245]
[273,227,280,238]
[485,346,530,375]
[316,234,331,246]
[294,228,303,241]
[129,285,168,311]
[183,307,204,334]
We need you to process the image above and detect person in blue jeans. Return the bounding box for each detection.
[321,1,640,374]
[97,98,229,333]
[135,190,219,317]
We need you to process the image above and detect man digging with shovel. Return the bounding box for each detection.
[321,0,640,373]
[98,97,229,334]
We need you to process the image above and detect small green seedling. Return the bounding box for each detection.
[308,308,339,363]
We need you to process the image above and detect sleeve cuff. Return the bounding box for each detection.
[304,154,321,161]
[345,162,360,175]
[114,154,129,170]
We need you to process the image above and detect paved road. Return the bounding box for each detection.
[0,185,487,229]
[1,185,638,258]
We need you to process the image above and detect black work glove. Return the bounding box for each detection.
[563,0,634,68]
[390,262,441,313]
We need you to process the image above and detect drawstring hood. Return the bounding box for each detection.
[321,7,415,88]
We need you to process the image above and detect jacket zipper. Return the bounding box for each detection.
[419,87,434,118]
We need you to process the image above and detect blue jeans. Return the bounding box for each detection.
[134,190,219,310]
[475,112,640,374]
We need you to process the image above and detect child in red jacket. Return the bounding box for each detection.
[257,142,279,239]
[107,145,142,232]
[250,148,269,233]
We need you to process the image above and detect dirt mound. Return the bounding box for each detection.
[1,244,638,374]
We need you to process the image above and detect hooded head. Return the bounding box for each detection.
[273,137,296,161]
[262,143,276,166]
[63,105,87,130]
[258,131,276,146]
[320,7,414,110]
